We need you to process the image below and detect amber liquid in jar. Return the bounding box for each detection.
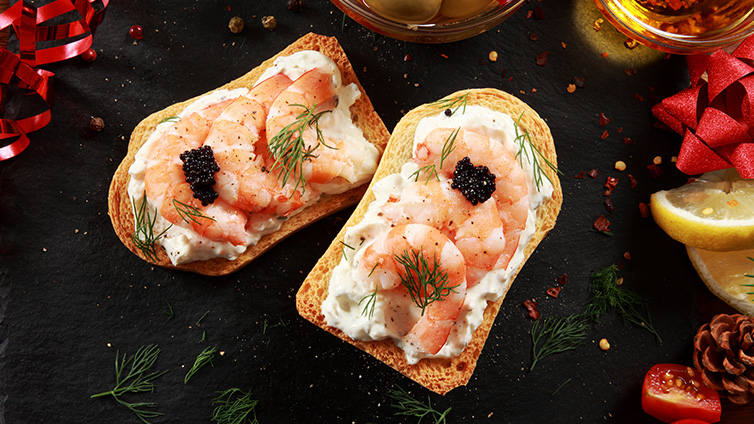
[362,0,507,24]
[619,0,754,36]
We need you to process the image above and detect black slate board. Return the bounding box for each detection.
[0,0,726,423]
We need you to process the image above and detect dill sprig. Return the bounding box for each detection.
[409,128,459,183]
[268,103,333,193]
[184,346,217,384]
[131,196,170,262]
[340,241,354,260]
[388,385,451,424]
[582,265,662,343]
[430,92,469,116]
[394,248,460,316]
[196,310,210,326]
[513,112,562,192]
[161,300,174,319]
[359,285,379,319]
[172,199,216,225]
[530,315,589,371]
[91,344,169,424]
[262,317,290,334]
[158,116,180,124]
[212,388,259,424]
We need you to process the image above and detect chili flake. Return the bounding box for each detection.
[523,299,541,320]
[624,68,638,76]
[404,53,413,62]
[628,174,637,188]
[535,51,549,66]
[561,42,567,48]
[623,251,632,261]
[604,198,615,213]
[604,176,619,196]
[574,171,586,179]
[647,163,664,178]
[572,76,585,88]
[558,274,568,285]
[588,169,599,179]
[529,32,539,41]
[593,215,612,233]
[601,52,609,58]
[639,202,650,218]
[601,130,609,140]
[547,287,562,298]
[599,113,610,127]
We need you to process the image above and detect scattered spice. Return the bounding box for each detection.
[634,93,645,101]
[624,38,639,49]
[639,202,650,218]
[404,53,413,62]
[604,176,619,196]
[623,137,635,145]
[535,51,549,66]
[561,41,567,48]
[599,338,611,351]
[601,130,609,140]
[547,287,562,298]
[529,32,539,41]
[262,15,277,31]
[558,274,568,285]
[286,0,303,12]
[624,68,637,76]
[526,9,533,19]
[652,155,662,165]
[574,171,586,179]
[228,16,244,33]
[593,215,612,234]
[523,299,541,320]
[566,84,576,93]
[647,163,664,178]
[89,116,105,132]
[601,52,609,58]
[599,113,610,127]
[488,51,498,62]
[128,24,143,40]
[81,48,97,62]
[593,18,604,31]
[614,161,626,171]
[588,169,599,179]
[623,251,632,260]
[572,76,585,88]
[604,198,615,213]
[628,174,637,188]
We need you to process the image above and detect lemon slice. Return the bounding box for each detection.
[650,168,754,251]
[687,246,754,316]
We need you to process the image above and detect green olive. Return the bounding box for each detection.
[439,0,494,19]
[364,0,441,23]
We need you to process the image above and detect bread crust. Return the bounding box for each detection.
[108,33,390,276]
[295,89,563,395]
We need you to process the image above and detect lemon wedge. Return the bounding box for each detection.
[650,168,754,251]
[687,246,754,316]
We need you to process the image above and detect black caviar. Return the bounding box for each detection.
[451,156,496,205]
[180,145,220,206]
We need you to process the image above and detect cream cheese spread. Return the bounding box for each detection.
[127,51,379,265]
[322,105,554,364]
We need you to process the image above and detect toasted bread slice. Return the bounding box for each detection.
[108,33,390,276]
[296,88,562,394]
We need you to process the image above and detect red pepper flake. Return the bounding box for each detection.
[531,88,538,93]
[624,68,638,76]
[639,202,650,218]
[535,51,549,66]
[526,9,533,19]
[547,287,562,298]
[647,163,664,178]
[623,251,632,261]
[572,76,585,88]
[664,53,672,60]
[574,171,586,179]
[628,173,637,188]
[588,169,599,179]
[523,299,540,320]
[440,54,449,59]
[533,6,544,20]
[557,274,568,285]
[404,53,413,62]
[601,130,609,140]
[226,5,231,11]
[599,113,610,127]
[601,52,609,58]
[593,214,612,233]
[603,176,619,196]
[508,76,514,82]
[604,198,615,213]
[617,127,623,133]
[561,42,567,48]
[634,93,645,101]
[529,32,539,41]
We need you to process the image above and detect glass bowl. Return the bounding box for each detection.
[593,0,754,54]
[330,0,525,43]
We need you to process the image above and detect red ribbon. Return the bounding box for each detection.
[652,36,754,178]
[0,0,108,161]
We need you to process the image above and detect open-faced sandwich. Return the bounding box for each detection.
[108,33,390,276]
[296,89,562,394]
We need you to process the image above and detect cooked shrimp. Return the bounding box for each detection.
[203,74,306,216]
[359,224,467,355]
[380,179,506,286]
[265,68,355,187]
[414,128,528,268]
[144,100,249,246]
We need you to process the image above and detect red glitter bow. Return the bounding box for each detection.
[0,0,108,161]
[652,36,754,179]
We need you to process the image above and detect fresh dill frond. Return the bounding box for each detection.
[513,112,562,192]
[409,165,440,183]
[431,92,469,116]
[268,103,333,193]
[262,317,290,334]
[212,388,259,424]
[91,344,169,424]
[199,330,206,344]
[161,300,174,320]
[359,285,379,319]
[582,265,662,343]
[552,378,572,396]
[530,314,589,371]
[172,199,216,225]
[394,248,460,316]
[131,195,171,262]
[388,385,451,424]
[340,241,355,260]
[196,310,210,326]
[184,346,217,384]
[158,116,180,124]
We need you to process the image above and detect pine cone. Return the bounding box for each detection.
[693,314,754,404]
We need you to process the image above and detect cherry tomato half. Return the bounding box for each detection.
[642,364,721,423]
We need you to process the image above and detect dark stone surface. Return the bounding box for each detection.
[1,0,729,423]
